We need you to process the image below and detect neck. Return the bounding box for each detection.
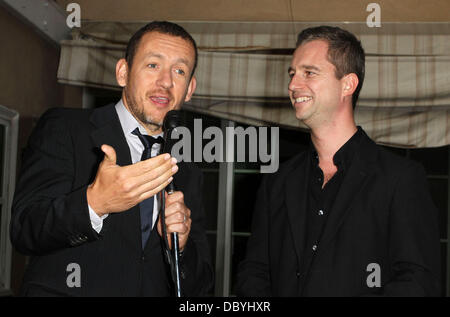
[144,125,163,136]
[309,112,357,163]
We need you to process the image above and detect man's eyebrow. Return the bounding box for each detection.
[175,57,190,66]
[301,65,321,72]
[145,52,190,66]
[145,52,164,59]
[288,65,321,73]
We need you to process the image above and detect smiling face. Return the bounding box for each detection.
[288,40,346,128]
[116,31,197,134]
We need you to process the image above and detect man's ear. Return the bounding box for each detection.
[184,76,197,103]
[342,73,359,98]
[116,59,129,87]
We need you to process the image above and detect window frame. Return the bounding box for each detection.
[0,105,19,296]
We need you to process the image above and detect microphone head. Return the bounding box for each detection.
[163,110,182,131]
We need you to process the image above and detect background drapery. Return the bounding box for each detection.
[57,21,450,148]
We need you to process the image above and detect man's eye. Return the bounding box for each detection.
[175,69,186,76]
[305,71,315,77]
[148,64,157,69]
[288,71,295,78]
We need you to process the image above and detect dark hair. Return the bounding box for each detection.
[125,21,198,78]
[296,26,365,109]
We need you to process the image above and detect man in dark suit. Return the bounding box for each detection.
[237,26,441,296]
[11,21,213,296]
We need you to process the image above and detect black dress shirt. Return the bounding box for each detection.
[301,127,364,275]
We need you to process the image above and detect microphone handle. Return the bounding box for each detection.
[172,231,181,297]
[164,125,181,296]
[166,182,181,297]
[166,181,175,195]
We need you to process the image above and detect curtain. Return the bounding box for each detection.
[57,21,450,147]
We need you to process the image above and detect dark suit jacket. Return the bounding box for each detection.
[10,104,213,296]
[237,130,441,296]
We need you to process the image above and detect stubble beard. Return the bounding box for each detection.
[124,87,162,133]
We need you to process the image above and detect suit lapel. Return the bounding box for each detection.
[285,153,310,267]
[90,104,132,167]
[318,133,378,248]
[89,104,142,249]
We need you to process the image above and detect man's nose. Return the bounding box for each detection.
[156,68,173,89]
[288,74,305,93]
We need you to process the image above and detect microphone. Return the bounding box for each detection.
[162,110,182,193]
[161,110,183,297]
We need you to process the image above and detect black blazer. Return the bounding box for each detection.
[237,130,441,296]
[11,104,213,296]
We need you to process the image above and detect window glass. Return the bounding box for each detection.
[203,170,219,231]
[427,178,448,239]
[233,173,262,233]
[230,235,250,296]
[0,125,4,194]
[411,147,448,175]
[442,242,448,297]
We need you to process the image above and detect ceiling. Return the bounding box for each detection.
[53,0,450,23]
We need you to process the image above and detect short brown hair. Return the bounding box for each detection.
[125,21,198,79]
[296,26,365,109]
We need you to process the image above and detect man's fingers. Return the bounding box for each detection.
[165,209,190,225]
[132,161,177,198]
[156,193,191,251]
[99,153,177,210]
[132,157,178,188]
[165,218,191,235]
[101,144,117,165]
[137,175,174,201]
[121,153,175,179]
[165,191,184,206]
[112,154,176,194]
[138,153,174,173]
[164,194,190,219]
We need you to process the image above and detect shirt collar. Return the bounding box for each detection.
[310,126,363,171]
[115,99,163,138]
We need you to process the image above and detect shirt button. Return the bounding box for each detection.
[312,245,318,251]
[318,210,324,216]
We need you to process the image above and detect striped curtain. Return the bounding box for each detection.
[57,21,450,148]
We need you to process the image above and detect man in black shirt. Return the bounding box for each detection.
[237,26,440,296]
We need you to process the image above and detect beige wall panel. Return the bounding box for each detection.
[0,5,83,295]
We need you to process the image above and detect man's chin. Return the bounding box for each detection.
[294,110,310,123]
[144,119,162,130]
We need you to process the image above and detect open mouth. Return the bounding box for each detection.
[150,96,170,107]
[295,96,313,103]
